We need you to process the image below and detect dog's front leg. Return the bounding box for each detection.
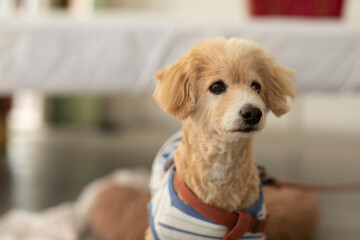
[145,227,155,240]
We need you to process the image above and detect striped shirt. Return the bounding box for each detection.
[148,131,267,240]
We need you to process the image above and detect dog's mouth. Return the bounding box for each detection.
[231,126,257,133]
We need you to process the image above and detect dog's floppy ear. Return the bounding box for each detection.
[264,60,296,117]
[153,53,198,119]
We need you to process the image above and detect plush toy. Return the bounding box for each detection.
[88,170,320,240]
[0,169,320,240]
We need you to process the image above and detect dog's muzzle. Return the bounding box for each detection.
[240,104,262,125]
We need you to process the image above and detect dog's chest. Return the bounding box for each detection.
[148,132,267,240]
[148,168,266,240]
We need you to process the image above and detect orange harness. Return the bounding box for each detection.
[174,170,269,240]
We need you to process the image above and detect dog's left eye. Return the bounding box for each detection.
[209,81,226,94]
[251,81,261,93]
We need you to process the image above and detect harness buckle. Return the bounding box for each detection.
[251,220,262,233]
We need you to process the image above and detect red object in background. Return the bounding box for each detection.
[249,0,344,17]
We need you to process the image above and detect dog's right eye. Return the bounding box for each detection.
[209,81,226,94]
[251,81,261,94]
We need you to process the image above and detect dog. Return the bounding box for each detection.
[88,37,319,240]
[145,37,295,240]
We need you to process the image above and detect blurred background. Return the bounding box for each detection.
[0,0,359,239]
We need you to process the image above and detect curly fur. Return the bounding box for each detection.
[146,37,296,239]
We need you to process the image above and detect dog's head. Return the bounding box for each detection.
[154,37,295,141]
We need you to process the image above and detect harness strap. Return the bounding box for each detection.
[174,170,269,240]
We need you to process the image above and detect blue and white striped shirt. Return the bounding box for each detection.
[148,131,267,240]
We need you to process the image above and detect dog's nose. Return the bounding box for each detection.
[240,105,262,125]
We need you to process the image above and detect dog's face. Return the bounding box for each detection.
[154,38,295,141]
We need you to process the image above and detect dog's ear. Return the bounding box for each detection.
[153,53,198,119]
[264,60,296,117]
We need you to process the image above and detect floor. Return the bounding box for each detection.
[0,92,359,239]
